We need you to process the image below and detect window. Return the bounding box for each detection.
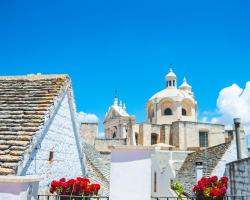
[182,108,187,116]
[164,108,172,115]
[135,133,138,145]
[48,151,54,162]
[154,172,157,193]
[112,132,116,138]
[151,133,158,145]
[199,132,208,147]
[173,80,175,87]
[169,81,172,86]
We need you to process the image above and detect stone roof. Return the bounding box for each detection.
[0,74,69,175]
[175,142,232,195]
[83,142,110,196]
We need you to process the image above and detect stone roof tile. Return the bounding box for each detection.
[0,74,68,175]
[175,142,232,195]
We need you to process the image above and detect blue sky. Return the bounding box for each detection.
[0,0,250,132]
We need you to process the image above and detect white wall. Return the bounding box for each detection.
[109,149,152,200]
[20,92,84,190]
[151,151,189,198]
[0,176,40,200]
[212,142,237,176]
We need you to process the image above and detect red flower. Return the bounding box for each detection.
[221,176,228,184]
[193,176,228,199]
[60,178,66,182]
[49,177,101,196]
[210,188,220,197]
[211,176,218,182]
[85,185,92,194]
[68,179,75,186]
[51,180,61,188]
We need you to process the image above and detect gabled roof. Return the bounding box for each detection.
[175,142,232,195]
[104,104,129,123]
[0,74,69,175]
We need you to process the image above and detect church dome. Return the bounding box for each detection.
[149,87,194,103]
[147,69,197,125]
[149,69,195,103]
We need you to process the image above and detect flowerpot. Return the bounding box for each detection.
[196,198,224,200]
[60,196,91,200]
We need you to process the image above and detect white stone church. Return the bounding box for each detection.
[103,69,229,151]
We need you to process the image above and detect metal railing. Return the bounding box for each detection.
[37,195,109,200]
[151,196,250,200]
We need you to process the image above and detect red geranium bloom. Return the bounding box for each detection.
[60,178,66,182]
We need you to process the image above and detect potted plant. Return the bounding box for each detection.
[172,182,185,200]
[49,177,101,200]
[192,176,228,200]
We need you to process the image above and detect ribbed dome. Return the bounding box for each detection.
[149,88,195,103]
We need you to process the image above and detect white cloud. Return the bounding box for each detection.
[77,112,99,123]
[203,82,250,133]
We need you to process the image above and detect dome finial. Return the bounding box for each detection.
[183,77,187,82]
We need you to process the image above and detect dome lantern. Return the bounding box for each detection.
[165,68,177,89]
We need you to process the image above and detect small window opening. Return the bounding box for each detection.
[182,108,187,116]
[154,172,157,193]
[49,151,54,162]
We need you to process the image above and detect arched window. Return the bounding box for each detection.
[164,108,172,116]
[182,108,187,116]
[112,132,116,138]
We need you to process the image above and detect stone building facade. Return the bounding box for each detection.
[0,74,85,190]
[102,69,228,151]
[225,157,250,196]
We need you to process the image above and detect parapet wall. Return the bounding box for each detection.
[95,138,127,152]
[226,157,250,196]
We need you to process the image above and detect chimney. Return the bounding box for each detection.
[234,118,242,160]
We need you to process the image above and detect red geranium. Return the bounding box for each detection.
[193,176,228,199]
[49,177,101,197]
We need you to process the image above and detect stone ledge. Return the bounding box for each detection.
[0,175,42,183]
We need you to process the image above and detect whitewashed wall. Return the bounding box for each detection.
[21,92,84,190]
[109,149,152,200]
[151,151,189,198]
[0,176,40,200]
[212,142,237,176]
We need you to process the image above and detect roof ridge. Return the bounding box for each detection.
[0,74,68,80]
